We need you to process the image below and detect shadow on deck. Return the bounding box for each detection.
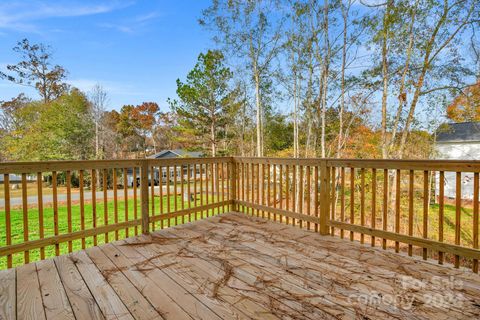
[1,212,479,320]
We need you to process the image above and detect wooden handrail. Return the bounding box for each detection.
[1,156,479,272]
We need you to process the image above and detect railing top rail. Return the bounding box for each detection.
[1,156,480,174]
[233,157,480,171]
[0,157,234,174]
[0,159,145,174]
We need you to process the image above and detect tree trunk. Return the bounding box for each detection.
[380,0,393,159]
[387,2,417,157]
[337,1,348,158]
[254,68,263,157]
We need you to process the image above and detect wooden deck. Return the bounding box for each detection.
[1,212,479,320]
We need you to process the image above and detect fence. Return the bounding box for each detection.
[0,157,479,273]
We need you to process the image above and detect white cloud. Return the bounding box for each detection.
[68,78,145,96]
[98,23,134,34]
[98,11,160,34]
[0,1,133,33]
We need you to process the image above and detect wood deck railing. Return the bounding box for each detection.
[1,157,479,273]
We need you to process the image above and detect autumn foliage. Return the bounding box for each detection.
[446,81,480,122]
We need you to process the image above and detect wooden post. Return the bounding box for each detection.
[141,161,150,234]
[319,161,330,235]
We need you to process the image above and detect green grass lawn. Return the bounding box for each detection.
[0,194,225,269]
[334,188,476,250]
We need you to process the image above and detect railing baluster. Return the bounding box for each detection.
[408,170,414,256]
[140,161,149,234]
[361,168,366,244]
[286,165,290,225]
[174,165,178,223]
[382,169,388,250]
[103,169,109,244]
[454,171,461,267]
[223,162,226,213]
[350,167,355,241]
[181,164,185,223]
[4,174,12,268]
[314,166,319,232]
[250,162,254,216]
[299,165,303,228]
[199,164,203,220]
[37,172,44,260]
[279,164,283,216]
[79,170,85,249]
[187,164,191,220]
[371,168,376,247]
[123,168,129,238]
[395,169,400,253]
[159,166,164,228]
[151,166,156,230]
[438,171,444,264]
[205,163,209,218]
[319,162,330,235]
[423,170,429,261]
[192,164,197,220]
[133,167,138,235]
[473,172,479,273]
[66,170,72,252]
[273,164,277,222]
[21,173,29,263]
[91,169,97,247]
[256,163,260,217]
[213,162,217,214]
[341,167,345,239]
[292,164,296,226]
[113,169,118,240]
[52,171,59,256]
[167,165,171,226]
[306,166,311,230]
[331,167,336,235]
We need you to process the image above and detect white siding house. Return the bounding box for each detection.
[434,122,480,199]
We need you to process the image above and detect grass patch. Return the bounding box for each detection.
[0,194,225,269]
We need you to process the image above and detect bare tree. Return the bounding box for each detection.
[89,84,109,160]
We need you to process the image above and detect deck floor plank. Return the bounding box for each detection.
[187,215,473,319]
[172,220,403,319]
[158,226,349,319]
[85,246,161,320]
[0,269,15,320]
[111,240,224,320]
[16,263,46,320]
[36,259,75,320]
[122,233,280,320]
[99,242,193,320]
[151,229,321,319]
[224,213,480,301]
[72,251,134,320]
[54,254,105,320]
[164,221,396,319]
[2,212,480,320]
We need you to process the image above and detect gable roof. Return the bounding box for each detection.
[436,122,480,143]
[148,149,203,159]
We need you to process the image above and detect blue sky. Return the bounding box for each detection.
[0,0,213,111]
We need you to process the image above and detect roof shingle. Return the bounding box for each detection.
[436,122,480,142]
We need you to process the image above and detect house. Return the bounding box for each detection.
[149,149,203,159]
[0,174,23,183]
[434,122,480,200]
[127,149,204,186]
